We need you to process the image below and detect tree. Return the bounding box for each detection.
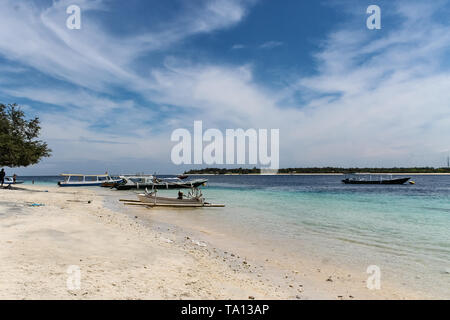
[0,103,51,167]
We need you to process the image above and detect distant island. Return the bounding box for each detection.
[185,167,450,175]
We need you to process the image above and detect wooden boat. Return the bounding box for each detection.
[57,174,122,187]
[100,176,123,187]
[128,188,224,208]
[137,187,204,206]
[114,175,207,190]
[342,174,411,185]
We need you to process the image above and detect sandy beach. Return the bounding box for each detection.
[0,185,425,300]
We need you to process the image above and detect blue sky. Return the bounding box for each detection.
[0,0,450,174]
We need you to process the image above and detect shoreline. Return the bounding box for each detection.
[0,185,429,299]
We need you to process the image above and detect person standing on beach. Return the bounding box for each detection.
[13,174,17,183]
[0,169,5,187]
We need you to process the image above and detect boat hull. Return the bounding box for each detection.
[137,194,204,206]
[58,174,121,187]
[342,177,411,185]
[100,179,123,187]
[58,181,104,187]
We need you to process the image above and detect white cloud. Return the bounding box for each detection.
[231,44,246,50]
[143,1,450,168]
[0,0,251,92]
[259,41,283,49]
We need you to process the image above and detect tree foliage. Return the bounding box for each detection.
[0,103,51,167]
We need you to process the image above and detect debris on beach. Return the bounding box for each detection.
[191,240,207,247]
[160,237,173,243]
[28,203,45,207]
[66,199,92,204]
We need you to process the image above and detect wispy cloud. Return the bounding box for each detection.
[0,0,252,92]
[231,44,246,50]
[259,41,283,49]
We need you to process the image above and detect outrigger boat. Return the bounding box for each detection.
[342,174,411,185]
[57,174,122,187]
[120,188,224,208]
[138,188,206,207]
[114,175,207,190]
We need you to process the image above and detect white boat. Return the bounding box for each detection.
[120,188,224,208]
[137,188,205,206]
[57,174,122,187]
[115,175,207,190]
[2,177,24,185]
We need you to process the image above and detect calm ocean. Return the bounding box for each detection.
[18,174,450,297]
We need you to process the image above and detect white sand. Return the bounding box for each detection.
[0,185,424,299]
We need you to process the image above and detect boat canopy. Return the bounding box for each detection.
[60,174,110,177]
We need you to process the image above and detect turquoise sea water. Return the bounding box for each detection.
[158,174,450,297]
[18,174,450,297]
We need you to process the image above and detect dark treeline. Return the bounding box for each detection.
[185,167,450,175]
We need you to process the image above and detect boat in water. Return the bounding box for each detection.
[342,174,411,185]
[100,176,123,187]
[114,175,207,190]
[137,188,205,207]
[57,174,122,187]
[132,188,224,208]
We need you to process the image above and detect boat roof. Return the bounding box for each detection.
[119,175,154,178]
[60,174,110,177]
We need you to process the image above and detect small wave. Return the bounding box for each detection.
[420,207,450,213]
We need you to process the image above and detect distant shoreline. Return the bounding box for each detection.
[188,172,450,176]
[185,167,450,175]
